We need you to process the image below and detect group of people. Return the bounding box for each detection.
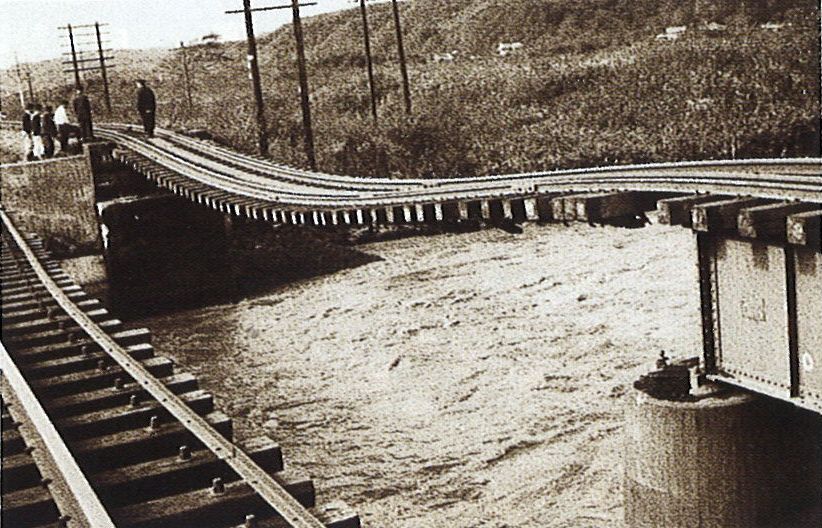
[21,100,69,161]
[19,80,156,161]
[20,86,93,161]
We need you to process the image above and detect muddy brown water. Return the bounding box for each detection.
[116,220,699,527]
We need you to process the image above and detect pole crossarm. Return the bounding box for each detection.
[58,23,107,29]
[63,65,116,74]
[62,56,114,65]
[225,2,316,14]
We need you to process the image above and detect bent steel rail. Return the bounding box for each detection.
[95,124,822,209]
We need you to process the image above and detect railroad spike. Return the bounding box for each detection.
[211,477,225,494]
[97,359,107,371]
[81,344,92,355]
[129,394,140,408]
[245,514,258,527]
[113,377,125,390]
[179,445,192,461]
[40,477,53,487]
[57,515,71,528]
[148,415,160,431]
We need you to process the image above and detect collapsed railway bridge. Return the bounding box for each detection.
[2,121,821,527]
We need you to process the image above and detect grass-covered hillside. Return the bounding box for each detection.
[3,0,819,178]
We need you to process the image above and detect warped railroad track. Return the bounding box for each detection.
[93,124,821,227]
[1,210,359,528]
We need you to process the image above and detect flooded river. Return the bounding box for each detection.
[134,220,700,527]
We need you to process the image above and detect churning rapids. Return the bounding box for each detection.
[131,219,699,527]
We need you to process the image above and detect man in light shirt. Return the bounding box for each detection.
[54,100,70,154]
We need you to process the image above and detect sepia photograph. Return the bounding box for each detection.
[1,1,820,527]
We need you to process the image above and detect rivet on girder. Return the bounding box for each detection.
[211,477,225,494]
[244,514,258,527]
[179,445,191,461]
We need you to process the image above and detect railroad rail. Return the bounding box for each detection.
[93,125,821,226]
[1,210,359,528]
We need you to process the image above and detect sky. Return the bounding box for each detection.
[0,0,383,69]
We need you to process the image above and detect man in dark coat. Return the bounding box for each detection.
[21,103,34,160]
[72,86,93,141]
[135,80,156,137]
[42,105,57,158]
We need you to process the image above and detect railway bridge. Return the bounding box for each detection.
[1,122,821,527]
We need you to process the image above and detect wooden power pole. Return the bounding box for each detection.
[67,24,82,90]
[359,0,378,123]
[180,42,194,113]
[391,0,412,115]
[241,0,270,156]
[227,1,317,162]
[290,0,317,170]
[95,22,112,112]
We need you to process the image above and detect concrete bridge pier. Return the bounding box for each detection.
[625,375,821,528]
[84,142,238,312]
[96,194,235,312]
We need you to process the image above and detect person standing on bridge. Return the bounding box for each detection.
[30,104,44,160]
[21,103,34,161]
[41,105,57,159]
[135,79,156,138]
[54,100,70,154]
[72,86,94,142]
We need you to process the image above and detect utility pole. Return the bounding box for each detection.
[25,70,34,101]
[291,0,317,170]
[13,55,25,106]
[358,0,378,123]
[391,0,412,115]
[67,24,82,89]
[180,41,194,113]
[59,23,116,99]
[226,1,317,165]
[241,0,269,155]
[95,22,112,112]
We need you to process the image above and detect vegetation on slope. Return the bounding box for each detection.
[2,0,819,178]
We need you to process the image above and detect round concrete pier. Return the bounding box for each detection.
[624,383,821,528]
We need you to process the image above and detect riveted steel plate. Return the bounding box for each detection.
[795,249,822,405]
[714,238,792,397]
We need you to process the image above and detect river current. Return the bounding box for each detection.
[132,221,699,527]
